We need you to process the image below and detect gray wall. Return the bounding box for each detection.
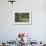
[0,0,46,41]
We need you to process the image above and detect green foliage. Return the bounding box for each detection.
[15,13,29,22]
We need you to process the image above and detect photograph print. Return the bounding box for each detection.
[13,11,32,25]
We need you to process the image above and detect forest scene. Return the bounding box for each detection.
[15,13,29,22]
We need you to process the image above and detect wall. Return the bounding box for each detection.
[0,0,46,41]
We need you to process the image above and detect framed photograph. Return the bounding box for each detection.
[12,11,32,25]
